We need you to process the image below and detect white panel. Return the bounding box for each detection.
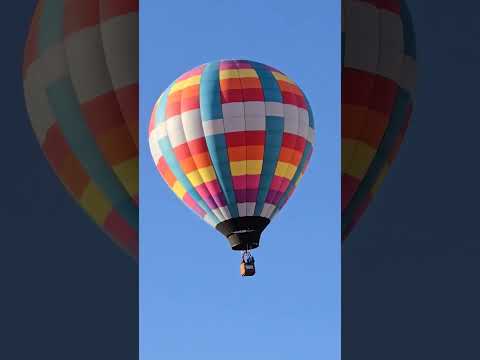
[212,208,226,222]
[260,204,276,218]
[223,103,245,133]
[148,135,162,163]
[399,55,416,97]
[181,109,204,141]
[217,206,232,220]
[265,101,283,117]
[283,104,300,135]
[297,109,309,139]
[246,202,256,216]
[376,10,404,83]
[23,43,68,144]
[202,119,225,137]
[156,122,168,139]
[166,115,187,148]
[244,101,265,116]
[25,43,67,87]
[307,127,316,145]
[65,25,113,103]
[100,13,138,90]
[203,214,217,228]
[245,116,266,131]
[237,203,247,217]
[343,0,379,73]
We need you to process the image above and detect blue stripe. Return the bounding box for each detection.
[250,62,285,216]
[156,138,218,226]
[155,84,220,226]
[400,0,416,59]
[199,62,239,218]
[38,0,64,55]
[47,78,138,230]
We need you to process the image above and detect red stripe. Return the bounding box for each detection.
[180,96,200,112]
[173,143,191,161]
[342,68,376,106]
[221,89,243,103]
[225,132,246,147]
[100,0,138,21]
[246,131,265,146]
[82,91,124,135]
[64,0,99,36]
[104,209,138,258]
[43,124,69,171]
[242,88,264,102]
[359,0,401,14]
[187,138,209,155]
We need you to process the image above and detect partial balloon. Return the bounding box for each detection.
[149,60,314,250]
[23,0,139,257]
[342,0,416,240]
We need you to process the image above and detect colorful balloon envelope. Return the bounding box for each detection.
[341,0,416,240]
[148,60,315,250]
[23,0,139,257]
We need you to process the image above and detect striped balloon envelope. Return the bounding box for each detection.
[23,0,139,258]
[342,0,416,241]
[148,60,315,250]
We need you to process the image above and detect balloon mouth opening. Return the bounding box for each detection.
[216,216,270,251]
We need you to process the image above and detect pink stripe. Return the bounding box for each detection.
[246,175,260,189]
[232,176,247,189]
[183,193,206,217]
[270,176,284,191]
[204,180,222,195]
[176,64,205,81]
[219,60,238,70]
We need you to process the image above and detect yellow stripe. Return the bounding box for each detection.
[230,161,247,176]
[172,181,187,198]
[247,160,263,175]
[272,71,295,84]
[186,170,204,187]
[198,166,217,182]
[169,75,201,93]
[342,139,376,179]
[275,162,297,180]
[112,157,138,198]
[219,69,258,79]
[79,182,112,225]
[229,160,263,176]
[186,167,217,187]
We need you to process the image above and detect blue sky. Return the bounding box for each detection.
[140,1,340,359]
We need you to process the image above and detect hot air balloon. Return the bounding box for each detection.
[148,60,315,275]
[342,0,416,241]
[23,0,139,258]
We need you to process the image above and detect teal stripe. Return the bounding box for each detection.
[400,0,416,59]
[251,62,285,216]
[342,88,411,234]
[199,62,239,218]
[47,78,138,230]
[155,85,220,225]
[38,0,64,55]
[274,142,313,216]
[157,138,218,226]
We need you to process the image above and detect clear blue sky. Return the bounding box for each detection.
[139,1,340,359]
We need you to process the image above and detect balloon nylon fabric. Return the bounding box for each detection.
[149,60,315,228]
[341,0,416,240]
[23,0,139,257]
